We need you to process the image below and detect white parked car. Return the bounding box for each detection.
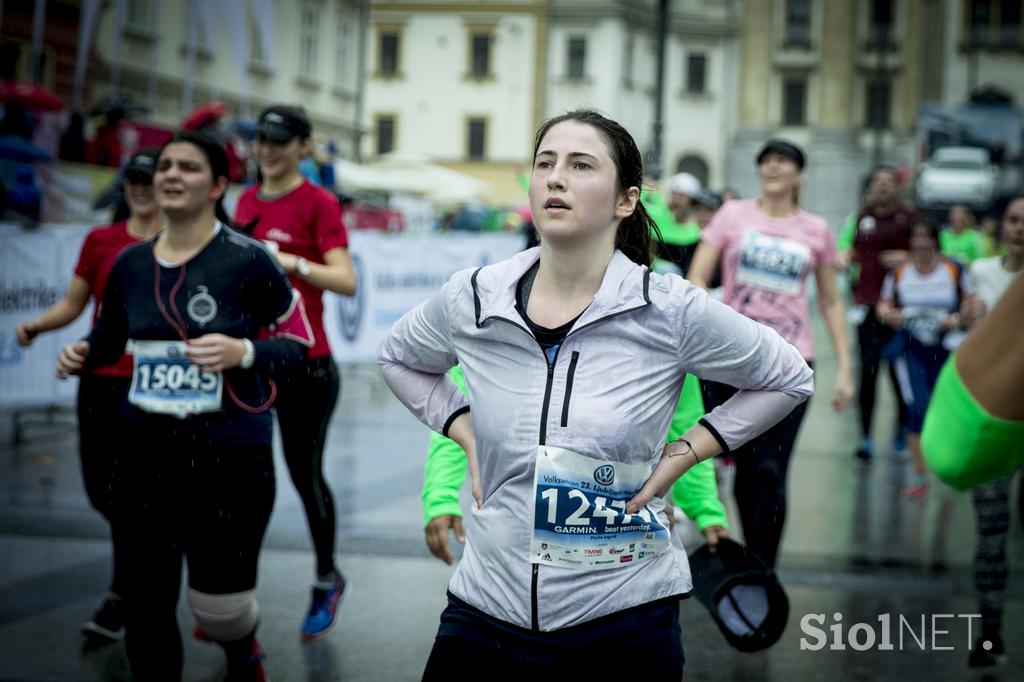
[915,146,997,209]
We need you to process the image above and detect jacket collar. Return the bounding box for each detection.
[471,247,651,330]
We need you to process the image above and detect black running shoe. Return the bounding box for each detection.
[224,639,267,682]
[80,598,125,642]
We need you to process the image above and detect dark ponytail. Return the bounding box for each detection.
[159,129,235,228]
[532,109,662,268]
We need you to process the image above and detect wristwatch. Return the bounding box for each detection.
[240,339,255,369]
[295,257,312,277]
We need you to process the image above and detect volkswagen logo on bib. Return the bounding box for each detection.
[594,464,615,486]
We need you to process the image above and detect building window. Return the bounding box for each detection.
[866,78,891,129]
[686,53,706,94]
[469,32,493,78]
[0,43,21,81]
[567,35,586,79]
[785,0,813,46]
[249,16,265,64]
[335,13,352,88]
[998,0,1022,46]
[782,76,807,126]
[467,118,487,160]
[127,0,152,30]
[868,0,895,47]
[623,32,635,87]
[965,0,1024,47]
[379,30,401,75]
[968,0,993,45]
[675,154,710,187]
[376,116,396,155]
[191,4,213,53]
[300,3,321,77]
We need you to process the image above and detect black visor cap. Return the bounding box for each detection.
[756,139,805,170]
[258,106,312,143]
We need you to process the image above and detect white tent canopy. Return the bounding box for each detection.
[334,154,490,204]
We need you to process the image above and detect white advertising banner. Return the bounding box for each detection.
[0,223,525,407]
[323,231,524,363]
[0,223,91,408]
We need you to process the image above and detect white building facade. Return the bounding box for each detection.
[365,0,741,203]
[545,0,740,188]
[90,0,366,158]
[938,0,1024,104]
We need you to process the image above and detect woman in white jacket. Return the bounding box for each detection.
[379,110,814,676]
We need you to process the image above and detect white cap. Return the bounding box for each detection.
[667,172,701,197]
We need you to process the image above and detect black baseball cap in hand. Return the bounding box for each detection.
[258,105,312,143]
[688,537,790,652]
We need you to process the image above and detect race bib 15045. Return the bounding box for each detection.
[530,446,670,571]
[127,340,222,418]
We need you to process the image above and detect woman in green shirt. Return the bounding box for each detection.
[939,204,984,264]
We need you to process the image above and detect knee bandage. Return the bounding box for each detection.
[188,589,259,642]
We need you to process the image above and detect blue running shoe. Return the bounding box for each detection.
[302,573,346,641]
[892,432,907,456]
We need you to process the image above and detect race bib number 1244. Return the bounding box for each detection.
[530,446,669,571]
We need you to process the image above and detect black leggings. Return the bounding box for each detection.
[856,314,908,438]
[423,593,684,679]
[76,374,131,596]
[114,427,275,681]
[702,377,810,568]
[273,355,340,577]
[973,471,1023,633]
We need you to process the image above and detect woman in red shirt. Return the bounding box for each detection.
[14,148,164,644]
[235,105,358,640]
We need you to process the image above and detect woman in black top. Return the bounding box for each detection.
[57,131,312,682]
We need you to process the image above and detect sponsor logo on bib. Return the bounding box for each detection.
[594,464,615,486]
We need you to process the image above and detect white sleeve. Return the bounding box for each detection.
[960,266,974,296]
[378,272,471,435]
[674,281,814,452]
[880,272,895,302]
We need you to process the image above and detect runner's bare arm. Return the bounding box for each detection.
[685,242,720,289]
[446,412,481,507]
[627,423,722,514]
[275,247,357,296]
[17,276,91,347]
[815,264,854,412]
[955,273,1024,420]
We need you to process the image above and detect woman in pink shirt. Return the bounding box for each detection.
[687,140,854,567]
